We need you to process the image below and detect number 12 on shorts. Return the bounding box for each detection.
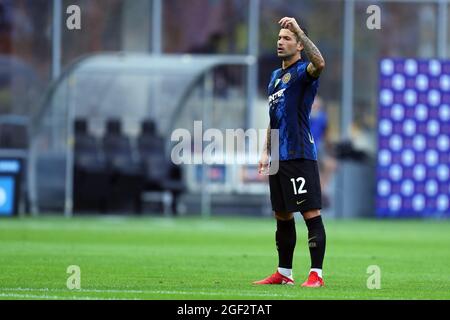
[290,177,308,195]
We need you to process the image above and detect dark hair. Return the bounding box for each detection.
[280,20,308,42]
[283,25,308,42]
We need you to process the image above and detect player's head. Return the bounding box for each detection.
[277,27,308,59]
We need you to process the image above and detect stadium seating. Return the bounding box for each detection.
[73,118,110,213]
[137,120,185,215]
[101,118,143,213]
[137,119,164,152]
[72,118,185,215]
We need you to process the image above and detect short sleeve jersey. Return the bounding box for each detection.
[268,60,320,161]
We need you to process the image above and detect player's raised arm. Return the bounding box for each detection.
[278,17,325,78]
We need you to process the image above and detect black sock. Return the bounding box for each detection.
[276,218,296,269]
[305,216,326,270]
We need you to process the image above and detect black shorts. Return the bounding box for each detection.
[269,158,322,214]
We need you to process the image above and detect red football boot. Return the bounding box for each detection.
[301,271,324,287]
[253,271,294,285]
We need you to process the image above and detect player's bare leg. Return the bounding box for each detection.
[302,209,326,287]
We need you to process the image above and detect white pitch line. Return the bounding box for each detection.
[0,287,302,298]
[0,292,400,301]
[0,293,132,300]
[135,290,300,298]
[2,287,398,300]
[1,288,145,294]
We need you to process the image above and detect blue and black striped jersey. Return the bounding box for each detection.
[268,60,320,161]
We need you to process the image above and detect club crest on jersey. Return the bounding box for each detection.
[282,73,291,84]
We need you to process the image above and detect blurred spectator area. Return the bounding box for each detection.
[1,0,448,153]
[0,0,449,217]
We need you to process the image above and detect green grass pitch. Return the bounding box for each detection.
[0,215,449,300]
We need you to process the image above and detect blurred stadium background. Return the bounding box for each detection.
[0,0,447,219]
[0,0,449,300]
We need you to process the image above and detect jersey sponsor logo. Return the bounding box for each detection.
[297,199,307,206]
[268,88,286,105]
[282,73,291,84]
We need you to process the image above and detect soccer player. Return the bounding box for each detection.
[254,17,327,287]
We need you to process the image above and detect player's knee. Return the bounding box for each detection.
[274,211,295,221]
[303,210,321,220]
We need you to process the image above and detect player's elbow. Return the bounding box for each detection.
[316,60,325,71]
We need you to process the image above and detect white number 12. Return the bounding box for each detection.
[291,177,308,195]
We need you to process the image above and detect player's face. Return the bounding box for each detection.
[277,29,303,59]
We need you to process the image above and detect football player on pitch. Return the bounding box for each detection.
[254,17,327,287]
